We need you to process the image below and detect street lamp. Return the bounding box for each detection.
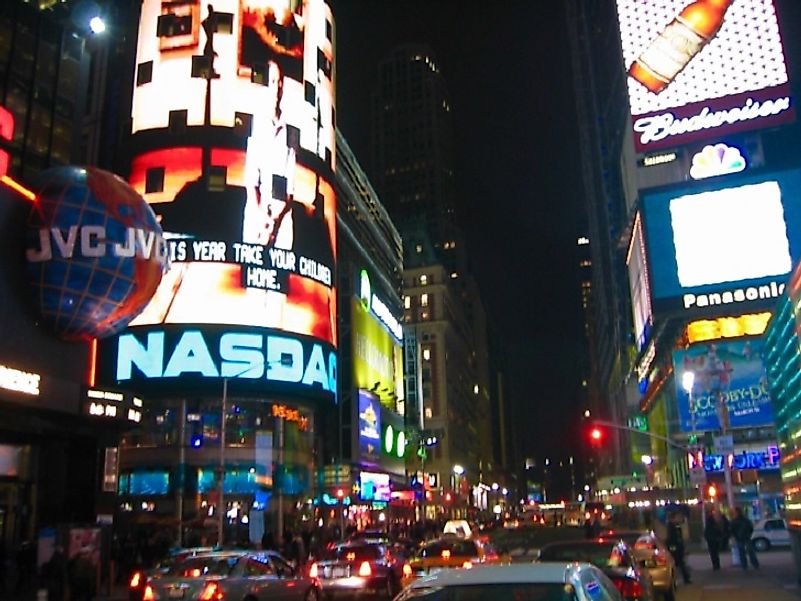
[452,464,465,476]
[218,354,293,547]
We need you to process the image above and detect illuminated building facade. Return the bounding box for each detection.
[97,0,338,545]
[0,0,142,569]
[334,131,409,528]
[570,0,801,518]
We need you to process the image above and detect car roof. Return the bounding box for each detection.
[407,563,592,588]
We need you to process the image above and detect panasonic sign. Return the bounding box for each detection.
[109,327,337,401]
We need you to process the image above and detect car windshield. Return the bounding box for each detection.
[539,543,626,568]
[325,545,382,561]
[417,540,479,559]
[164,556,239,577]
[401,583,577,601]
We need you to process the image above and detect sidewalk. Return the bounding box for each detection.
[677,548,801,600]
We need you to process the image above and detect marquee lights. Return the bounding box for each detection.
[0,364,41,396]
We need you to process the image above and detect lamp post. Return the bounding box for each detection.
[218,355,293,548]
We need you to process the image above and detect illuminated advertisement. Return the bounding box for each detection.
[352,296,403,407]
[688,445,780,472]
[673,338,774,432]
[627,212,653,352]
[358,390,381,466]
[359,471,391,503]
[641,168,801,317]
[97,324,335,402]
[103,0,336,397]
[127,1,335,336]
[616,0,794,151]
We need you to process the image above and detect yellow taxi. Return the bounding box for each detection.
[400,534,510,588]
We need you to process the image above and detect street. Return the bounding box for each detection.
[678,549,800,601]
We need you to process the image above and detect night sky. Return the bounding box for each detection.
[329,0,587,476]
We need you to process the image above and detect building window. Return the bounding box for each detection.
[416,244,423,253]
[404,295,411,309]
[420,311,430,321]
[422,348,431,361]
[145,167,165,194]
[450,272,458,279]
[424,407,433,419]
[419,274,428,286]
[421,293,429,307]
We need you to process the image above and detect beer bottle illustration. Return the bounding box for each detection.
[628,0,734,94]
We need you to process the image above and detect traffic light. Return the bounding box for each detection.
[588,426,604,446]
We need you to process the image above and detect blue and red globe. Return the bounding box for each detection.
[25,166,166,341]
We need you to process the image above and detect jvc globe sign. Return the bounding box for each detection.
[25,167,166,340]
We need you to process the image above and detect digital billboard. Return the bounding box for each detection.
[98,0,336,399]
[359,471,390,503]
[352,294,403,409]
[358,390,381,466]
[673,338,774,432]
[617,0,794,151]
[641,168,801,317]
[627,212,653,352]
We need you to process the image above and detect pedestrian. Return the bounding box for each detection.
[41,545,67,601]
[703,510,722,570]
[261,529,276,551]
[730,507,760,570]
[665,511,691,584]
[67,546,97,601]
[719,511,731,551]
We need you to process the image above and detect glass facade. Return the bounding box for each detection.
[763,264,801,528]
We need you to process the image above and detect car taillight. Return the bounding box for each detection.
[653,552,668,566]
[402,563,412,578]
[200,582,224,601]
[614,578,643,599]
[142,585,155,601]
[129,571,142,588]
[309,562,319,578]
[358,561,372,577]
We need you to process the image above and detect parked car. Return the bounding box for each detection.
[400,534,509,588]
[752,518,791,551]
[603,531,676,601]
[140,550,321,601]
[395,562,624,601]
[537,539,654,601]
[309,540,406,599]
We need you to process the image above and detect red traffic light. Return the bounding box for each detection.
[589,427,603,443]
[707,484,717,499]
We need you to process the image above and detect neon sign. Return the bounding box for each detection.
[272,403,309,431]
[0,364,40,396]
[688,445,780,472]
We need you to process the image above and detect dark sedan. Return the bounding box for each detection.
[537,539,654,601]
[309,541,404,599]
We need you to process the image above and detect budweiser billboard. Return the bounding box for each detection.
[617,0,794,151]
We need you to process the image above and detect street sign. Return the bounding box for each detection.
[714,435,734,454]
[690,467,707,486]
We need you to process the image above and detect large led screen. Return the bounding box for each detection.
[641,168,801,318]
[352,297,403,407]
[616,0,794,151]
[673,338,773,431]
[100,0,336,399]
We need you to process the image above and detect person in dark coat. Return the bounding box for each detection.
[703,511,722,570]
[68,547,97,601]
[731,507,760,569]
[719,511,731,550]
[665,511,691,584]
[261,529,276,551]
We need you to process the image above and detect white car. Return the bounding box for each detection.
[395,563,623,601]
[752,518,790,551]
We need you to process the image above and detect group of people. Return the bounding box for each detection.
[703,506,760,570]
[665,505,761,587]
